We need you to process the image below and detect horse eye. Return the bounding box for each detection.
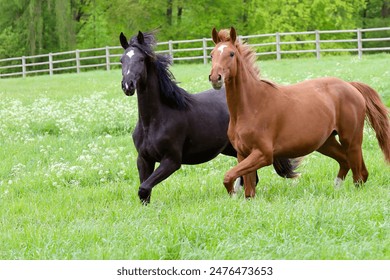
[210,54,213,59]
[230,52,234,57]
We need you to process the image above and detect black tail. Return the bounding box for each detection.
[273,157,303,178]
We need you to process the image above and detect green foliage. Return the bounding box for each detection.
[0,55,389,259]
[0,0,389,58]
[307,0,366,30]
[0,0,76,56]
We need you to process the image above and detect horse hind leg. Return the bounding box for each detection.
[339,129,368,186]
[317,135,350,188]
[243,171,257,198]
[346,144,368,186]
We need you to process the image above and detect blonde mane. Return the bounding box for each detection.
[216,29,280,89]
[217,29,260,82]
[237,41,262,82]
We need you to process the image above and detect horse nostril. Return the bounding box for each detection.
[208,75,211,81]
[122,80,136,91]
[218,74,222,81]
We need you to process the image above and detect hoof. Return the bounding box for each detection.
[228,190,236,197]
[353,180,364,188]
[138,188,151,205]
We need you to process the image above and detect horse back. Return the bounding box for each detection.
[263,77,366,156]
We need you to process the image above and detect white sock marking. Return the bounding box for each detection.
[334,177,343,188]
[233,178,242,192]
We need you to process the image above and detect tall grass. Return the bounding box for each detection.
[0,54,389,259]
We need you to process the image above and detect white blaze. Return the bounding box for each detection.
[218,44,227,54]
[126,49,135,59]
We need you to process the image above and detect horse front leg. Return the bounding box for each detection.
[232,154,256,197]
[224,150,272,198]
[138,156,181,204]
[137,156,155,183]
[243,172,257,198]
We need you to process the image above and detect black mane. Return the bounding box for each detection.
[129,32,193,110]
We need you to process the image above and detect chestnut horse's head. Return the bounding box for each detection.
[209,27,239,90]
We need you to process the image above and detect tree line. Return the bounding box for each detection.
[0,0,389,58]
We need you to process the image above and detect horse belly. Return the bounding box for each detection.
[181,132,229,164]
[272,88,337,156]
[274,141,321,158]
[273,125,333,158]
[181,148,224,164]
[181,104,231,164]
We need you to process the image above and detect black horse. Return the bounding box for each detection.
[119,31,300,204]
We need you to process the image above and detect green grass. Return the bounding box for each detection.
[0,54,389,260]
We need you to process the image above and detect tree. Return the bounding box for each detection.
[363,0,390,26]
[0,0,388,58]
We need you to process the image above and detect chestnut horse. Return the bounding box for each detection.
[209,27,390,198]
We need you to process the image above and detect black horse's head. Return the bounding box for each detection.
[119,31,155,96]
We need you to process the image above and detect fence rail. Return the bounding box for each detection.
[1,27,389,78]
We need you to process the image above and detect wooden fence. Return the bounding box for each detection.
[1,27,389,78]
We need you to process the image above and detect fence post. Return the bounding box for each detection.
[75,50,80,73]
[202,38,208,64]
[49,53,53,76]
[357,29,363,59]
[22,56,26,78]
[315,30,321,59]
[168,40,173,63]
[275,33,281,60]
[105,46,110,71]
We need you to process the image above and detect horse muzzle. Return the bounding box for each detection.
[122,80,136,96]
[209,73,223,90]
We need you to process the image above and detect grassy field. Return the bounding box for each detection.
[0,54,389,260]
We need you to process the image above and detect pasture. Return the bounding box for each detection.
[0,54,389,259]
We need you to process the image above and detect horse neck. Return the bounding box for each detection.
[225,61,273,121]
[136,63,162,126]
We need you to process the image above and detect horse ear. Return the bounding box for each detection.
[120,32,129,49]
[230,27,237,44]
[212,28,220,44]
[137,31,145,44]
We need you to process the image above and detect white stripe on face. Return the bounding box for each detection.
[126,49,135,59]
[218,44,227,54]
